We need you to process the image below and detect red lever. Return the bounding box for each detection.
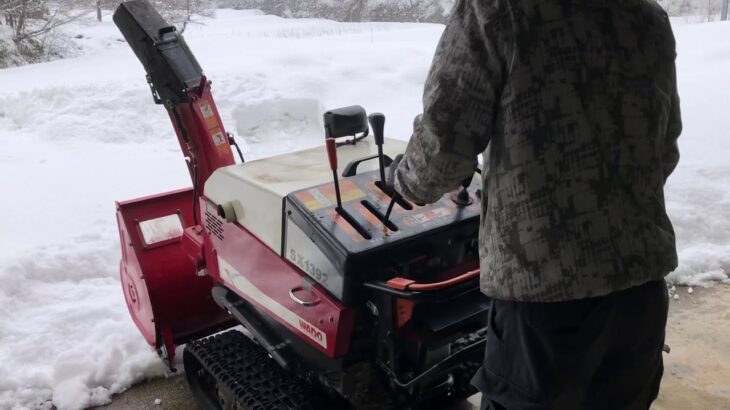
[325,138,337,171]
[325,137,343,210]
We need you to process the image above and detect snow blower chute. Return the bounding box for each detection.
[113,1,489,408]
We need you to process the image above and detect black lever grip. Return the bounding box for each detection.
[368,113,386,146]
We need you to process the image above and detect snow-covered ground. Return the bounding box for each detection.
[0,9,728,410]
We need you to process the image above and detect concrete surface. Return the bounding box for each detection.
[96,285,730,410]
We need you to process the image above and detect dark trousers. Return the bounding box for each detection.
[471,279,669,410]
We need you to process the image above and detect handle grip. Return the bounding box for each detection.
[461,175,473,189]
[325,138,337,171]
[368,113,386,146]
[386,269,480,291]
[289,286,320,306]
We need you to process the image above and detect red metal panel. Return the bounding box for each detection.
[168,84,235,190]
[202,198,355,358]
[181,225,206,269]
[117,188,234,363]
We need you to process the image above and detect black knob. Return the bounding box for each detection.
[451,176,474,206]
[368,113,386,146]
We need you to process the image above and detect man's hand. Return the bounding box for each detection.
[386,154,403,196]
[388,154,427,207]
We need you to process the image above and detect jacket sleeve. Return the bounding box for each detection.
[394,0,506,204]
[663,66,682,182]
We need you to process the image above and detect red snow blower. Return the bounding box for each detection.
[113,1,488,408]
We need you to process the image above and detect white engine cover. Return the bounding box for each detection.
[204,138,408,253]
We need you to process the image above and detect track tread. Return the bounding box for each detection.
[448,329,486,401]
[186,330,328,410]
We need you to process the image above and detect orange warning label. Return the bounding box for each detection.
[402,207,452,226]
[211,130,226,145]
[325,208,364,244]
[199,101,220,131]
[200,102,214,118]
[353,202,392,235]
[365,181,404,214]
[295,180,366,211]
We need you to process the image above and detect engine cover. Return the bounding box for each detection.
[204,138,408,254]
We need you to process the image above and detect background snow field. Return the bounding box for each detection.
[0,9,728,410]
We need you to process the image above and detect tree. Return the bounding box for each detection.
[705,0,722,21]
[100,0,214,32]
[224,0,450,23]
[0,0,86,42]
[0,0,91,67]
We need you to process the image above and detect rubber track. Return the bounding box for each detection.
[185,330,329,410]
[448,328,487,400]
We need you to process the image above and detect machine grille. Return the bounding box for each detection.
[205,210,225,240]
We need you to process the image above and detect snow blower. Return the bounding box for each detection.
[113,1,488,408]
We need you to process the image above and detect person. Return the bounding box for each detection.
[390,0,681,408]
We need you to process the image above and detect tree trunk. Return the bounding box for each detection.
[15,0,28,40]
[97,0,102,22]
[178,0,192,33]
[722,0,729,21]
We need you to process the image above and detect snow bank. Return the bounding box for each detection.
[0,234,166,410]
[0,9,728,410]
[664,21,730,287]
[232,97,325,156]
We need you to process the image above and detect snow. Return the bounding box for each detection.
[0,8,728,410]
[663,21,730,287]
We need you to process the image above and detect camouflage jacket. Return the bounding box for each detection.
[394,0,682,302]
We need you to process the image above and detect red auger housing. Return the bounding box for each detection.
[112,1,489,409]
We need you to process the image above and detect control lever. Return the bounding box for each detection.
[451,176,474,206]
[324,137,372,239]
[368,113,387,185]
[384,154,403,223]
[325,138,343,210]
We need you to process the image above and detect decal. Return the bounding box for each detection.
[325,208,365,244]
[309,188,333,208]
[289,249,329,285]
[354,202,392,234]
[285,220,343,296]
[402,207,452,226]
[199,100,221,131]
[368,181,392,209]
[200,102,215,119]
[138,214,183,246]
[294,180,366,211]
[218,256,328,349]
[299,319,325,344]
[212,130,226,145]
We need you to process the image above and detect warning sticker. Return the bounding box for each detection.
[325,208,365,244]
[295,180,366,211]
[402,207,452,226]
[200,102,214,119]
[354,202,392,235]
[199,101,220,130]
[212,130,226,145]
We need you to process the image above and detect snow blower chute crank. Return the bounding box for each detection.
[113,1,489,408]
